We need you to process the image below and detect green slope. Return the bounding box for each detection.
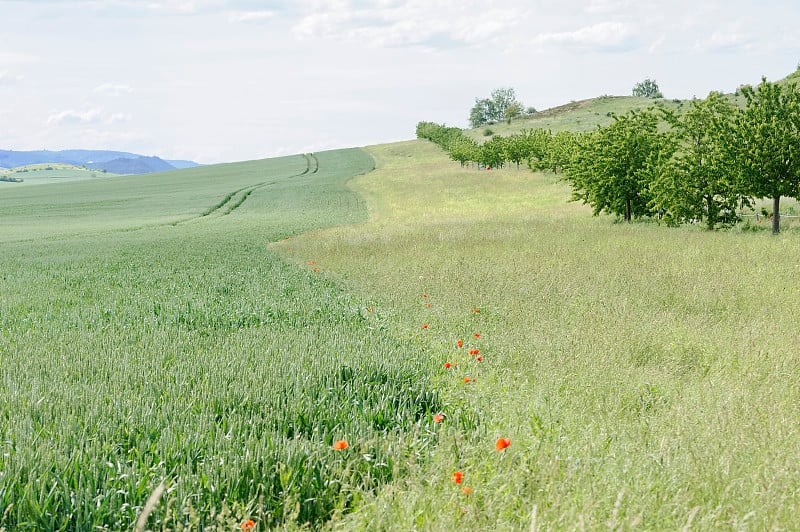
[0,151,371,243]
[278,139,800,530]
[0,163,120,187]
[0,148,449,530]
[467,67,800,141]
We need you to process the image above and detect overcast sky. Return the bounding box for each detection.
[1,0,799,163]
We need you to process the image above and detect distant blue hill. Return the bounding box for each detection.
[0,149,201,174]
[167,160,201,169]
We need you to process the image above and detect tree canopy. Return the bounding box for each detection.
[734,77,800,233]
[632,79,663,99]
[469,88,525,128]
[564,109,672,222]
[650,92,745,229]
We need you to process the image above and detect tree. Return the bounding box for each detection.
[505,102,522,123]
[651,92,747,229]
[504,134,529,169]
[490,88,520,118]
[449,137,479,167]
[468,88,524,127]
[564,109,670,222]
[519,128,551,171]
[480,136,507,169]
[469,99,493,128]
[735,77,800,234]
[632,79,663,99]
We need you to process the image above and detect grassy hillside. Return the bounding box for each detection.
[277,140,800,529]
[465,95,686,140]
[0,155,326,242]
[466,67,800,141]
[3,70,800,529]
[0,163,120,187]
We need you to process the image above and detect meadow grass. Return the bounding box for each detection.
[3,136,800,530]
[0,148,452,530]
[277,140,800,530]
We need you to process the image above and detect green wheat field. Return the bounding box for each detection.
[2,134,799,528]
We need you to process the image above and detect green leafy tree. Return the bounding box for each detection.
[564,109,670,222]
[544,130,577,173]
[469,99,493,128]
[651,92,747,229]
[468,88,524,127]
[735,77,800,234]
[505,102,522,123]
[449,137,479,167]
[480,136,507,169]
[520,128,551,171]
[490,88,520,118]
[504,134,529,169]
[632,78,663,99]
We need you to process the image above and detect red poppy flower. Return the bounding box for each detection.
[241,519,255,531]
[426,303,431,308]
[423,293,428,298]
[468,349,480,355]
[463,377,471,383]
[444,362,451,369]
[367,307,373,312]
[495,437,511,451]
[451,471,463,484]
[474,333,481,339]
[333,440,348,451]
[422,324,429,329]
[473,308,480,313]
[457,339,463,348]
[433,414,444,423]
[476,355,483,362]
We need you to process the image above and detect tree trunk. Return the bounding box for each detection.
[705,195,715,230]
[772,195,781,234]
[625,198,632,222]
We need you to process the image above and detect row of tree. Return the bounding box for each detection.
[415,121,573,172]
[418,77,800,233]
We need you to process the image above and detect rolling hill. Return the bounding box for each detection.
[0,149,200,174]
[2,68,800,530]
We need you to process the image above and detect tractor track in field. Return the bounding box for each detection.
[194,153,319,220]
[0,154,323,244]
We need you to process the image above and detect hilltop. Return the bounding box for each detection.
[0,149,200,175]
[0,163,121,186]
[464,68,800,140]
[465,95,684,140]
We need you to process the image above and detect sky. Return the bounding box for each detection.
[1,0,799,164]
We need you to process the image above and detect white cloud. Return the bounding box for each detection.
[228,10,275,23]
[533,22,638,52]
[694,26,753,52]
[146,0,201,13]
[584,0,635,14]
[107,112,132,124]
[0,71,24,86]
[0,51,38,65]
[47,108,104,126]
[292,1,524,49]
[94,83,134,95]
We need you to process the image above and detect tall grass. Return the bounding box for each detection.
[278,140,800,529]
